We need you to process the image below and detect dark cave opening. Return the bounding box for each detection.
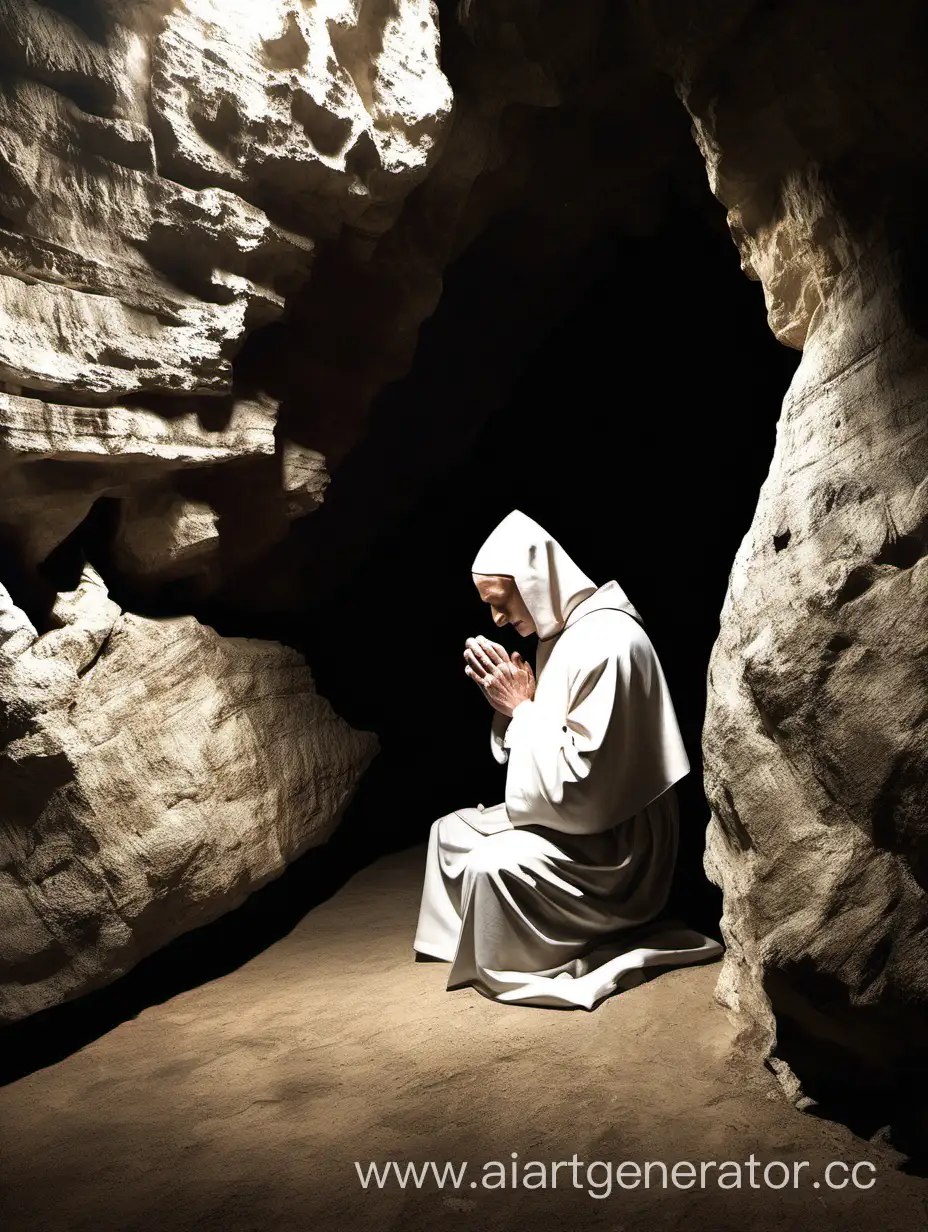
[284,185,801,922]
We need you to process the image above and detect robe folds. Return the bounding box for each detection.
[413,509,723,1009]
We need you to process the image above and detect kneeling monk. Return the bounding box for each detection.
[413,508,723,1009]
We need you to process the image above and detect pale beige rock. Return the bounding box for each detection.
[0,75,313,401]
[0,0,451,594]
[703,247,928,1121]
[281,441,329,518]
[0,389,280,568]
[0,0,451,403]
[110,487,221,582]
[705,164,856,351]
[151,0,452,235]
[629,0,928,1139]
[0,564,378,1023]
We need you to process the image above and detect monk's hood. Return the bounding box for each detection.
[471,509,640,640]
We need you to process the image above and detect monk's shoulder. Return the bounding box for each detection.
[565,608,646,661]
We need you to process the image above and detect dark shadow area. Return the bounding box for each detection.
[762,962,928,1170]
[279,189,800,934]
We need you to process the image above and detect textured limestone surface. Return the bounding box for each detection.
[0,0,445,1018]
[0,388,284,571]
[703,254,928,1121]
[0,564,377,1023]
[0,0,451,596]
[630,0,928,1140]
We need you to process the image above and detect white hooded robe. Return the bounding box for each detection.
[412,509,723,1009]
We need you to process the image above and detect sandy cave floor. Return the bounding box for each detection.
[1,844,927,1232]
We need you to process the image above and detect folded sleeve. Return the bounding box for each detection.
[489,709,511,765]
[502,654,621,834]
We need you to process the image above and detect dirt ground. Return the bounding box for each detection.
[1,844,926,1232]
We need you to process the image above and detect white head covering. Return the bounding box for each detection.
[471,509,639,641]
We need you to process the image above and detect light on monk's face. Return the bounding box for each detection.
[472,573,536,636]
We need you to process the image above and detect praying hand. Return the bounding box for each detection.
[463,635,535,718]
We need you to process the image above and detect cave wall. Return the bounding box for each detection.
[0,0,451,1021]
[0,563,377,1021]
[0,0,452,605]
[632,0,928,1143]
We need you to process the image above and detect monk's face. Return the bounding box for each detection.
[472,573,536,636]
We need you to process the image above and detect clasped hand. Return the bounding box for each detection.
[463,635,536,717]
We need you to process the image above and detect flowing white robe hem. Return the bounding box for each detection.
[413,790,724,1010]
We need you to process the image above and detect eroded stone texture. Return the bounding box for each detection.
[0,0,452,596]
[704,255,928,1121]
[0,388,281,570]
[0,564,378,1022]
[0,0,445,1018]
[631,0,928,1138]
[151,0,449,233]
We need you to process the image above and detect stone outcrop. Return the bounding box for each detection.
[631,0,928,1143]
[0,0,452,601]
[0,0,445,1018]
[0,563,377,1022]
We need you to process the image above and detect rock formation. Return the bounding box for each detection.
[0,0,448,1019]
[631,0,928,1144]
[0,563,377,1021]
[0,0,452,603]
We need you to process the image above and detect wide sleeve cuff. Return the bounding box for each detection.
[502,699,536,749]
[490,709,511,764]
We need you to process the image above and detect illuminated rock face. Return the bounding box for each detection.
[0,0,452,593]
[632,0,928,1136]
[0,565,377,1022]
[703,258,928,1123]
[0,0,443,1018]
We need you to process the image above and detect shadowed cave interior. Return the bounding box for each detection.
[1,182,801,1082]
